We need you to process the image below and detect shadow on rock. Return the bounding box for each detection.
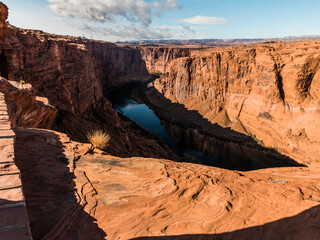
[109,85,304,171]
[131,204,320,240]
[14,128,107,239]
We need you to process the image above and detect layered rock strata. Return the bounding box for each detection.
[0,2,7,41]
[0,5,32,239]
[0,24,177,159]
[152,42,320,165]
[139,46,212,74]
[1,26,150,114]
[0,93,32,240]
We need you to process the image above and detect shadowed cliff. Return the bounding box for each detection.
[14,128,107,239]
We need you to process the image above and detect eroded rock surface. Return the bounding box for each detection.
[14,128,320,240]
[1,26,150,114]
[150,42,320,165]
[0,2,7,41]
[139,46,212,74]
[0,77,57,128]
[0,23,178,159]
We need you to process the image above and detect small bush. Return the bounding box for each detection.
[86,130,110,150]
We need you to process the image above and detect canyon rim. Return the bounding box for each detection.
[1,1,320,240]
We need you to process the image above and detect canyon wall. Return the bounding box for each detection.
[139,46,212,74]
[0,2,7,41]
[0,5,32,239]
[152,42,320,165]
[1,26,150,114]
[0,24,177,159]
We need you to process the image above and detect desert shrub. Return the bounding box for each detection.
[86,130,110,150]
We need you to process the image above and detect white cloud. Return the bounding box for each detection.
[46,0,182,40]
[155,25,221,30]
[47,0,181,25]
[176,15,228,25]
[153,0,182,10]
[47,0,151,24]
[153,0,182,16]
[79,24,172,40]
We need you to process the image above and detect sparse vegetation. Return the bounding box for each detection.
[86,130,110,150]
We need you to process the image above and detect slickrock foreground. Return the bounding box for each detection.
[0,93,32,240]
[13,127,320,239]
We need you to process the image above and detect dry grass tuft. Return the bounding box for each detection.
[86,130,111,150]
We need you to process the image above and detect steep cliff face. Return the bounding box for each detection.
[0,2,7,41]
[139,46,212,74]
[0,23,176,159]
[0,77,57,128]
[1,26,150,114]
[153,41,320,164]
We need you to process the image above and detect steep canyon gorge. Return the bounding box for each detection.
[1,2,320,239]
[140,44,320,166]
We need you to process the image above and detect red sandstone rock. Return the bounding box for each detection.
[14,128,320,239]
[0,2,7,41]
[139,46,212,74]
[0,77,57,128]
[1,26,150,114]
[0,23,176,159]
[148,42,320,165]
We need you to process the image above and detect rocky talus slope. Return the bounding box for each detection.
[150,42,320,165]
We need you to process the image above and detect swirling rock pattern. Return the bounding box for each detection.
[14,128,320,239]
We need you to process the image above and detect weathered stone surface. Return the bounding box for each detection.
[0,174,21,190]
[139,46,215,74]
[0,227,32,240]
[0,205,29,229]
[151,42,320,165]
[0,2,7,41]
[0,24,177,159]
[0,163,19,173]
[0,35,32,237]
[0,77,57,128]
[1,25,150,114]
[14,127,320,240]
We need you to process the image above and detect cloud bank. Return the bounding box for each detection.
[47,0,183,40]
[47,0,180,25]
[79,24,172,40]
[46,1,226,40]
[177,15,228,25]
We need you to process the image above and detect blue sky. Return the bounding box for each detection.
[3,0,320,42]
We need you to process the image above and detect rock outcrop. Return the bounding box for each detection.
[0,24,178,160]
[14,127,320,239]
[0,93,32,240]
[1,26,150,114]
[139,46,212,74]
[0,2,7,41]
[0,77,57,128]
[152,42,320,165]
[0,5,32,238]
